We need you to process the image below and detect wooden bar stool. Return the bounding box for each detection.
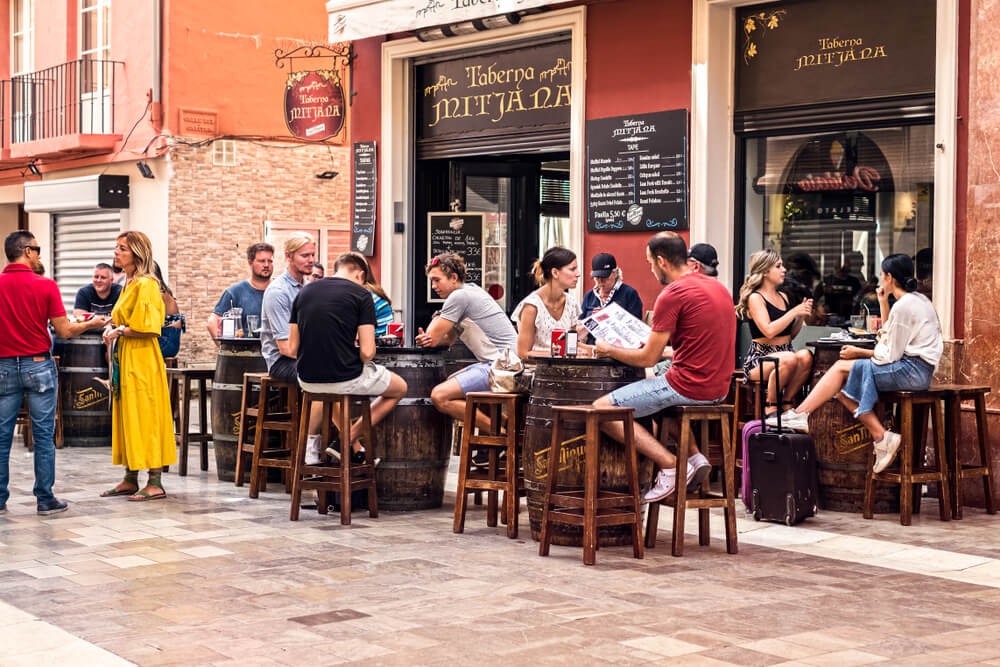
[538,405,643,566]
[289,391,378,525]
[645,404,738,557]
[236,374,299,497]
[453,391,526,539]
[933,384,994,519]
[864,389,950,525]
[234,372,265,486]
[165,366,214,476]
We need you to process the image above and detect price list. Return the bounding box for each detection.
[351,141,377,256]
[427,212,484,302]
[586,109,688,232]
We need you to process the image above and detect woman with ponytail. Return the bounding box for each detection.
[769,253,943,474]
[511,246,581,358]
[735,249,814,417]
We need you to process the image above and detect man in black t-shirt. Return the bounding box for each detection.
[288,252,407,464]
[73,263,122,317]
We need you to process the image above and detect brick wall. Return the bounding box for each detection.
[167,139,351,364]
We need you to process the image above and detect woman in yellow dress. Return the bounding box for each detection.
[99,231,176,501]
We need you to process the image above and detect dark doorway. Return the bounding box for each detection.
[412,152,568,331]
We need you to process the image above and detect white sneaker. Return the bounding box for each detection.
[644,469,677,503]
[686,453,712,491]
[304,434,322,465]
[872,431,902,473]
[766,409,809,432]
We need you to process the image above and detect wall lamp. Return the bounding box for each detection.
[315,170,339,180]
[27,162,41,176]
[416,12,522,42]
[137,161,155,179]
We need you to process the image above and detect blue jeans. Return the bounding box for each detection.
[842,355,935,418]
[608,374,724,418]
[0,356,59,506]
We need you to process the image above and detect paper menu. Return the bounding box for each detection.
[579,302,651,349]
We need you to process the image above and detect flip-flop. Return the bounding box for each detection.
[127,488,166,502]
[100,485,138,498]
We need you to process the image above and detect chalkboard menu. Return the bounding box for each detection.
[586,109,688,232]
[427,212,483,302]
[351,141,377,256]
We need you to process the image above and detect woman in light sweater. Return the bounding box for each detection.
[769,253,943,473]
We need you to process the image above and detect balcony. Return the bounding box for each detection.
[4,59,125,160]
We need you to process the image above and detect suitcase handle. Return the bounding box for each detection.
[759,356,782,433]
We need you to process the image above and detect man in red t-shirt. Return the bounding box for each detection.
[594,232,736,503]
[0,231,107,516]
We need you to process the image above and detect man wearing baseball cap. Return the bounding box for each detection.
[577,252,644,343]
[687,243,720,277]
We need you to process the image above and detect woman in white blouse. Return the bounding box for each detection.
[511,246,581,358]
[769,253,943,474]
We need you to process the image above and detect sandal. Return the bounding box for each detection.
[127,487,166,502]
[101,484,139,497]
[101,469,139,498]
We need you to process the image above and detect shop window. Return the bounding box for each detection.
[742,126,933,326]
[264,221,349,277]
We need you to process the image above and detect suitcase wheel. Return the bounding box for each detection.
[752,489,761,522]
[784,493,795,526]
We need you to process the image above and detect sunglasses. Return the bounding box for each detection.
[25,245,41,254]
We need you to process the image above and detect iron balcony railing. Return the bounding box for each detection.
[9,59,124,144]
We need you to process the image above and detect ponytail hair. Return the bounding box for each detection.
[881,253,919,292]
[531,246,577,287]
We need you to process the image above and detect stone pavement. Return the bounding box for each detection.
[3,439,1000,666]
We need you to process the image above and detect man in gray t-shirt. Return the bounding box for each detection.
[415,253,517,428]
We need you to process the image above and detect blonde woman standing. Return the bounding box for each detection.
[511,246,582,359]
[735,249,814,417]
[100,231,176,501]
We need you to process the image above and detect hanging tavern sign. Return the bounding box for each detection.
[275,44,353,143]
[735,0,935,112]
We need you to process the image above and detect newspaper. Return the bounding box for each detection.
[579,302,651,349]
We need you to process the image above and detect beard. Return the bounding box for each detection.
[252,269,272,281]
[33,260,46,276]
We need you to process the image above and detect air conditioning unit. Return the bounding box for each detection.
[23,174,130,213]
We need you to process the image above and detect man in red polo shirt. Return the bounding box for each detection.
[0,231,107,515]
[594,231,736,503]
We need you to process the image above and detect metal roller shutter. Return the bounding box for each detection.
[53,211,122,313]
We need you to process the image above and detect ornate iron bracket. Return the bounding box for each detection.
[274,44,356,106]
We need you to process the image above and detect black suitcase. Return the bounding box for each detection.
[748,357,819,525]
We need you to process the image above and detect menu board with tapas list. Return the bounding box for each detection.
[586,109,688,232]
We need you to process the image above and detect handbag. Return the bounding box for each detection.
[488,348,532,393]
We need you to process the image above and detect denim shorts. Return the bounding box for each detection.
[607,374,723,418]
[450,362,491,395]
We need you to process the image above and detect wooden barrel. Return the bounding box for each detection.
[808,341,899,513]
[373,347,450,510]
[211,338,266,482]
[53,332,111,447]
[523,357,652,546]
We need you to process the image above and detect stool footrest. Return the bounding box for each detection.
[548,489,638,510]
[547,508,644,528]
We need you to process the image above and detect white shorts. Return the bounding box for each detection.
[298,362,392,397]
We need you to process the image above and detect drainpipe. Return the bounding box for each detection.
[150,0,163,131]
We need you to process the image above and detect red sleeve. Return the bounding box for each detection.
[45,278,66,320]
[651,284,679,334]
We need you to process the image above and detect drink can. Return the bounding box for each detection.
[388,322,404,338]
[565,330,578,357]
[551,329,566,358]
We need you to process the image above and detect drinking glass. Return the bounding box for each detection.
[246,315,260,336]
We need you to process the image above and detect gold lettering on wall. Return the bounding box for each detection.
[422,54,572,130]
[794,36,888,71]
